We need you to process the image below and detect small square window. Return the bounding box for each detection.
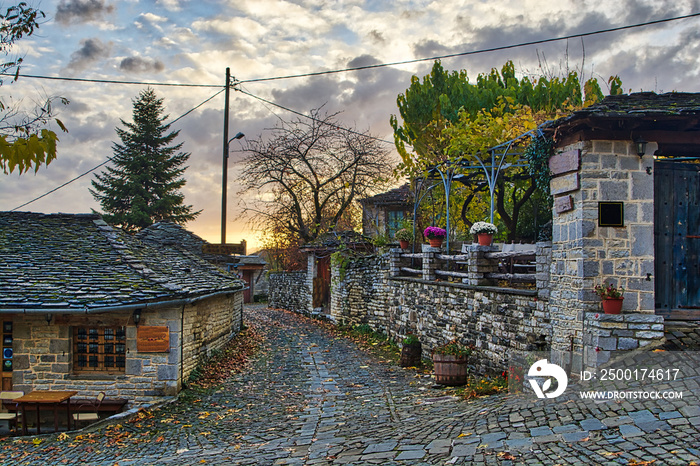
[72,326,126,374]
[599,202,624,227]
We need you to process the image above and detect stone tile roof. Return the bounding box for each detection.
[237,255,267,266]
[546,92,700,127]
[0,212,244,311]
[360,184,412,206]
[136,221,234,264]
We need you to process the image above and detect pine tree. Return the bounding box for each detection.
[90,88,200,232]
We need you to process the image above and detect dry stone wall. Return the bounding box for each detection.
[328,252,550,374]
[269,271,309,314]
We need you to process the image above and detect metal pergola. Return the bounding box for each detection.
[410,128,542,253]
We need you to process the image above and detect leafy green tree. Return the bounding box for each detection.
[392,60,620,240]
[90,88,200,232]
[0,2,68,175]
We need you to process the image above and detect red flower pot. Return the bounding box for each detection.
[399,240,409,249]
[429,238,443,248]
[602,298,623,314]
[477,233,493,246]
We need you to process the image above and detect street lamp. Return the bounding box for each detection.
[221,128,244,245]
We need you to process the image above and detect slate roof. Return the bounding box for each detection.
[359,184,412,206]
[136,221,235,264]
[0,212,244,311]
[546,92,700,130]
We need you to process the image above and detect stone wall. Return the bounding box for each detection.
[330,252,390,325]
[181,293,243,384]
[269,271,309,313]
[549,140,657,372]
[10,291,243,406]
[329,252,550,374]
[583,313,664,370]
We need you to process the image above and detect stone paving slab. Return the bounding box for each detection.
[1,305,699,465]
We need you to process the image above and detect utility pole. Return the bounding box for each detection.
[221,67,231,244]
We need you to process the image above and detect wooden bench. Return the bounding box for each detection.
[70,398,128,414]
[3,397,128,415]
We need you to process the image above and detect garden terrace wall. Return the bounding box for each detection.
[329,252,551,374]
[269,271,309,314]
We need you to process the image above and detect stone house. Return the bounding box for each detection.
[360,184,412,238]
[0,212,245,404]
[541,91,700,369]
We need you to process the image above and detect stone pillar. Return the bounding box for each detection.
[389,248,402,277]
[536,241,552,300]
[465,244,498,286]
[306,252,316,313]
[421,244,439,281]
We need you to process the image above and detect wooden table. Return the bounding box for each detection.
[15,390,78,435]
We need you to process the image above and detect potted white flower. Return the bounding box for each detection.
[469,221,498,246]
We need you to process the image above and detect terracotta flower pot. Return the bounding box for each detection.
[429,238,443,248]
[399,240,409,249]
[602,298,623,314]
[432,353,469,385]
[477,233,493,246]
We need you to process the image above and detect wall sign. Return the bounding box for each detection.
[549,149,580,175]
[599,202,624,227]
[554,195,574,214]
[137,326,170,352]
[550,173,580,196]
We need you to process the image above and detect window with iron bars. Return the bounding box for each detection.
[73,327,126,373]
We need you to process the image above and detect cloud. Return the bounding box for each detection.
[347,54,381,69]
[119,56,165,73]
[67,38,112,71]
[156,0,182,12]
[55,0,114,25]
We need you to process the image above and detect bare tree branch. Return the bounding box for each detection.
[237,108,394,243]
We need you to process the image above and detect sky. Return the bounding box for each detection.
[2,0,700,251]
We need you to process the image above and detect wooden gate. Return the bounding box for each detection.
[655,160,700,320]
[312,255,331,312]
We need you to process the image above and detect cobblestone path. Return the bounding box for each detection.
[1,306,699,465]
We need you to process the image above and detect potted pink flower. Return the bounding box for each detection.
[424,226,447,248]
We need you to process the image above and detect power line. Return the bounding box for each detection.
[238,12,700,84]
[0,72,222,88]
[236,87,395,146]
[6,12,700,89]
[10,89,225,212]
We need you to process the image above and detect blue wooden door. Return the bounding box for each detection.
[655,161,700,320]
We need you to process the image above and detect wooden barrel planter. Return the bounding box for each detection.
[432,353,469,386]
[400,342,422,367]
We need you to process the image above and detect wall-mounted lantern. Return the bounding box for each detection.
[634,137,647,158]
[133,309,142,326]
